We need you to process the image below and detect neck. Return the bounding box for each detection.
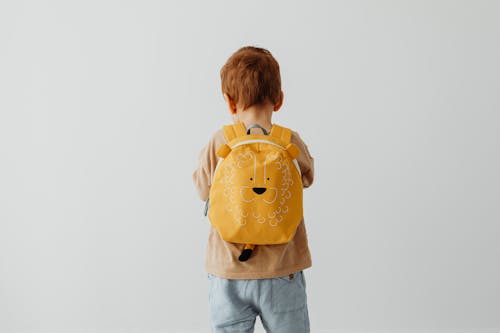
[233,104,274,133]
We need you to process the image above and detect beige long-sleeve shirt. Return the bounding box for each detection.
[192,127,314,279]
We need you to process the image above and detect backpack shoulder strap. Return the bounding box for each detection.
[270,124,292,145]
[222,122,246,142]
[271,124,300,159]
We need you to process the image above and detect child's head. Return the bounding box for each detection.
[220,46,283,115]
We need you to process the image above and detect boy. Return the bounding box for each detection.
[192,46,314,333]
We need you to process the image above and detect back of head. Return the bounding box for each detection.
[220,46,281,111]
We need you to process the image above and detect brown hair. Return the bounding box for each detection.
[220,46,281,111]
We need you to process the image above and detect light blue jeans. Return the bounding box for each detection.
[207,270,310,333]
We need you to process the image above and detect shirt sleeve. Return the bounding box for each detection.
[291,131,315,188]
[192,130,224,201]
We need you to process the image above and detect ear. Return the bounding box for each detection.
[223,93,237,114]
[273,91,284,112]
[285,143,300,159]
[216,144,232,158]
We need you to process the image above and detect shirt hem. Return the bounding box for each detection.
[205,261,312,280]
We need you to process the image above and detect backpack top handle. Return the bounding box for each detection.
[246,124,269,135]
[222,122,292,147]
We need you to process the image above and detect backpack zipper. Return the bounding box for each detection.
[231,139,284,150]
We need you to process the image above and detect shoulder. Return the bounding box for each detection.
[211,128,226,144]
[290,130,304,143]
[289,129,314,161]
[290,129,311,149]
[204,128,226,150]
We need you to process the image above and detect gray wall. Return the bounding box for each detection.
[0,1,499,332]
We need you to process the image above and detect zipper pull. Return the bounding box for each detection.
[204,198,209,217]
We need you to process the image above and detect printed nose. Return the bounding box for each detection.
[252,187,267,195]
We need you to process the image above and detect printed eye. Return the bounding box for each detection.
[267,177,270,180]
[250,177,253,181]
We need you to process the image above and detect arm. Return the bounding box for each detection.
[291,131,315,188]
[192,130,224,200]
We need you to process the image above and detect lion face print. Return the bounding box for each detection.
[221,146,296,227]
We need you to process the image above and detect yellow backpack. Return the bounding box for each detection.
[207,122,303,261]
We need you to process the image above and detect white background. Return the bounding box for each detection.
[1,1,499,332]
